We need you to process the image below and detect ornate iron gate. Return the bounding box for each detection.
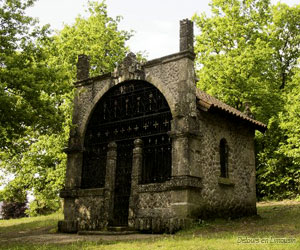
[82,80,172,225]
[81,143,107,188]
[112,140,133,226]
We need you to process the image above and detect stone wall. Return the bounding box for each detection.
[76,194,106,231]
[135,185,173,233]
[196,109,257,218]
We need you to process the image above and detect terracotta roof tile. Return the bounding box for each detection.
[196,89,267,132]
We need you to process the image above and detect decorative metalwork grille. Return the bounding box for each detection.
[142,134,172,183]
[82,80,172,188]
[81,144,107,188]
[112,140,133,226]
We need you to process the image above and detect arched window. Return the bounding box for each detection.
[219,138,229,178]
[81,80,172,188]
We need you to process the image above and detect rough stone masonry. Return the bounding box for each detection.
[58,19,266,233]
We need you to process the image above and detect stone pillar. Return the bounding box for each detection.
[59,150,82,232]
[58,191,78,233]
[171,134,190,176]
[58,91,84,233]
[76,54,90,81]
[180,19,194,52]
[64,149,83,189]
[128,138,143,229]
[168,130,190,222]
[167,115,202,226]
[104,141,117,226]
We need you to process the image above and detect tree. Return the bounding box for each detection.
[256,69,300,199]
[278,69,300,166]
[262,68,300,199]
[193,0,279,123]
[193,0,300,199]
[0,0,63,151]
[0,0,132,215]
[270,3,300,90]
[256,3,300,199]
[48,0,131,80]
[0,0,64,208]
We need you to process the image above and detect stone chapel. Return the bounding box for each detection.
[58,19,266,233]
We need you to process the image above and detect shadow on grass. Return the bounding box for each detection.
[177,203,300,238]
[0,202,299,249]
[0,213,62,235]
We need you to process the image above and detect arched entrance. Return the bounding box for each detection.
[82,80,172,226]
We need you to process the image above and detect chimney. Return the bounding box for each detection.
[180,19,194,52]
[244,102,254,119]
[76,54,90,81]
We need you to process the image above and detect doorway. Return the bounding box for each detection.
[112,140,133,226]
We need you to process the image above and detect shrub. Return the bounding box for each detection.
[1,201,27,219]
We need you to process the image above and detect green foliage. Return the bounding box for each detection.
[0,0,68,213]
[256,4,300,199]
[256,70,300,200]
[193,0,278,123]
[194,0,300,199]
[0,0,61,150]
[270,3,300,90]
[256,118,297,199]
[0,0,131,215]
[278,70,300,163]
[49,0,131,80]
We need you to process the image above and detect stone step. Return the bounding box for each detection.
[78,228,139,235]
[107,226,129,232]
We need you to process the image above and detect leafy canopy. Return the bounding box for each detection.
[0,0,132,215]
[0,0,61,151]
[193,0,300,199]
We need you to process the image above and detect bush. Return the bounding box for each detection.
[1,201,27,219]
[26,198,60,217]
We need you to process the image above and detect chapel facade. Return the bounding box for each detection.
[58,19,266,233]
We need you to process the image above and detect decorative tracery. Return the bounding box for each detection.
[82,80,172,189]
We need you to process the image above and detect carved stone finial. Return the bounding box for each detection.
[180,19,194,52]
[244,102,254,119]
[113,52,144,83]
[134,138,143,147]
[108,141,117,150]
[76,54,90,81]
[122,52,137,68]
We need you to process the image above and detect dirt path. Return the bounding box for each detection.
[0,226,164,245]
[1,200,299,246]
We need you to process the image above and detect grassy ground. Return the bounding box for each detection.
[0,200,299,249]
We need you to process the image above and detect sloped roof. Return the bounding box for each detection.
[196,89,267,132]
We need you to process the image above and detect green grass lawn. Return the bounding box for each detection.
[0,201,299,250]
[0,212,63,234]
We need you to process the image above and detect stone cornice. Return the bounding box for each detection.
[137,175,202,193]
[145,50,195,67]
[72,50,195,88]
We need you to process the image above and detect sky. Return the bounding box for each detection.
[27,0,300,60]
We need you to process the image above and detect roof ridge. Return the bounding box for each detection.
[196,88,266,131]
